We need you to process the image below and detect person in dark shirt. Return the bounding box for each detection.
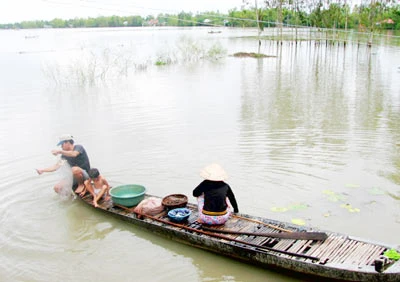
[193,163,239,225]
[36,134,91,195]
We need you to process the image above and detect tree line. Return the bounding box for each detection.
[1,1,399,31]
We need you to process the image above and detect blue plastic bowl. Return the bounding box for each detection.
[168,208,191,222]
[110,184,146,207]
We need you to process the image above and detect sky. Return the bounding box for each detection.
[0,0,247,24]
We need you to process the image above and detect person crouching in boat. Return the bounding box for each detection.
[84,168,110,208]
[36,134,90,195]
[193,163,239,225]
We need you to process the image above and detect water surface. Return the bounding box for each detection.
[0,27,400,281]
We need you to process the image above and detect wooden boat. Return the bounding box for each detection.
[79,193,400,281]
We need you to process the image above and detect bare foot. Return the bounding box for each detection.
[93,201,98,208]
[75,184,84,194]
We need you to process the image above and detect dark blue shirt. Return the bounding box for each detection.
[62,144,90,172]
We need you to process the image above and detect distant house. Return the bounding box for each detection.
[202,19,213,26]
[148,19,158,26]
[376,18,395,25]
[382,19,395,24]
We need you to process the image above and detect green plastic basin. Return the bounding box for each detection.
[110,184,146,207]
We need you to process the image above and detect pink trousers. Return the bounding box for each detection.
[196,194,233,225]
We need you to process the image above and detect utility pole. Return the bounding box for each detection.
[255,0,262,54]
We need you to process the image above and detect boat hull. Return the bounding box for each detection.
[79,194,400,282]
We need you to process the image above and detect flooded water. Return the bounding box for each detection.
[1,27,400,281]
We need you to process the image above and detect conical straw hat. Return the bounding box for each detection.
[200,163,228,181]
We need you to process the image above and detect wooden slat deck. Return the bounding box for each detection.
[181,209,388,268]
[87,194,400,281]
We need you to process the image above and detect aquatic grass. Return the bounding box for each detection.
[42,48,133,86]
[176,36,206,62]
[205,42,227,59]
[155,38,225,66]
[233,52,275,58]
[173,36,228,63]
[42,36,227,86]
[155,60,167,66]
[154,50,176,66]
[111,47,139,76]
[42,62,62,85]
[67,51,99,86]
[134,61,149,71]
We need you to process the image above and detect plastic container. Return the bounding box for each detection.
[110,184,146,207]
[167,207,191,222]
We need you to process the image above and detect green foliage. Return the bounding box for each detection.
[177,12,193,26]
[155,61,167,66]
[1,3,399,30]
[228,9,257,27]
[157,14,179,26]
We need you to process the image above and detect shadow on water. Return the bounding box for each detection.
[68,200,308,282]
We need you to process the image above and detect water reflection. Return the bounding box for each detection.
[236,41,400,242]
[239,42,400,180]
[1,27,400,281]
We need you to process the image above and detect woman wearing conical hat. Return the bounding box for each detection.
[193,163,239,225]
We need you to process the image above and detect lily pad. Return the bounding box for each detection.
[270,207,288,213]
[323,190,346,202]
[291,218,306,226]
[384,249,400,261]
[270,203,309,213]
[345,183,360,188]
[323,212,331,217]
[368,187,385,195]
[288,203,308,211]
[340,203,360,213]
[387,192,400,200]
